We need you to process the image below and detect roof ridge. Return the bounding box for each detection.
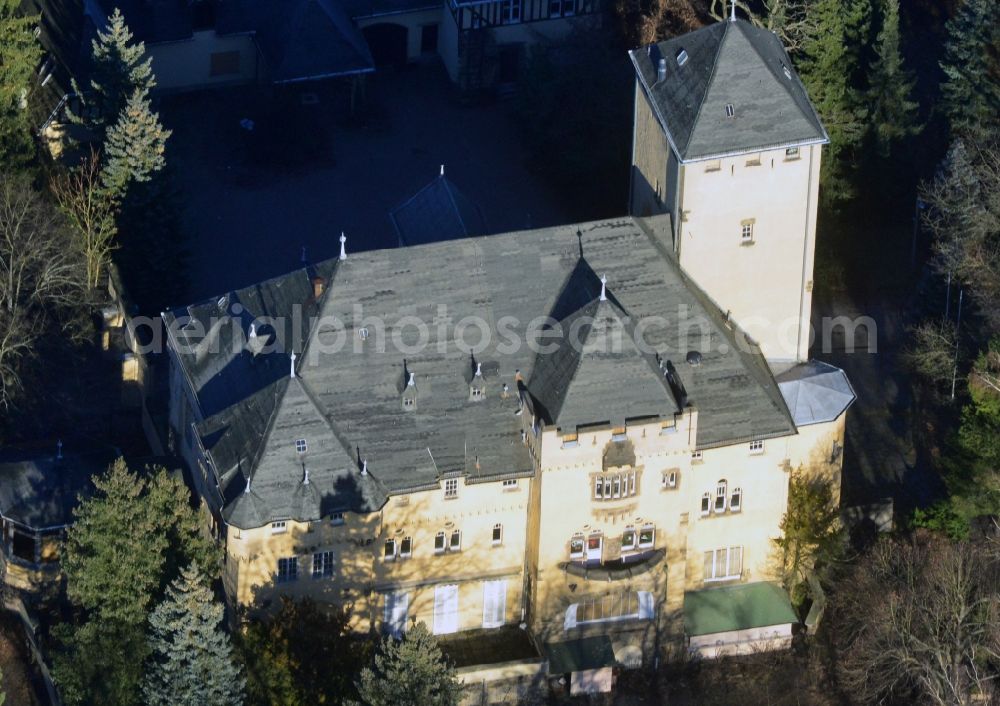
[684,20,733,156]
[441,176,468,235]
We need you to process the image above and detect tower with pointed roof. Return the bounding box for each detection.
[628,16,828,364]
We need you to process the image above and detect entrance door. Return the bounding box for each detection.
[433,584,459,635]
[482,580,507,628]
[362,23,409,68]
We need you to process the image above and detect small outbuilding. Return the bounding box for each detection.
[547,635,617,695]
[684,582,798,659]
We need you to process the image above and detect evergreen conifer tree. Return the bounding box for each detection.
[143,564,245,706]
[356,623,459,706]
[867,0,920,155]
[797,0,868,204]
[0,0,41,169]
[100,89,171,200]
[940,0,1000,135]
[79,8,154,130]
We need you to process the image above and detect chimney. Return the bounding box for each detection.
[312,277,325,300]
[657,58,667,83]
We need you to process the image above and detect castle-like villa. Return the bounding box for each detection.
[164,15,853,670]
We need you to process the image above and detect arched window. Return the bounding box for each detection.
[715,480,728,512]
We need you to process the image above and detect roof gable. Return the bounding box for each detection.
[631,19,828,161]
[390,175,487,247]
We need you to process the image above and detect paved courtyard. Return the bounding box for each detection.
[161,64,572,303]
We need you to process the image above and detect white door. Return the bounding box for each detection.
[433,584,459,635]
[482,580,507,628]
[384,591,409,638]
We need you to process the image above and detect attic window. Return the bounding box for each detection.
[676,49,689,66]
[781,62,792,79]
[725,104,735,118]
[295,438,307,454]
[358,327,369,340]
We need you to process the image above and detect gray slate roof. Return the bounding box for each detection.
[167,215,797,529]
[390,174,487,247]
[342,0,441,19]
[216,0,374,83]
[776,360,855,426]
[629,18,828,162]
[0,446,114,529]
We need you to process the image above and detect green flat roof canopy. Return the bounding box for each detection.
[547,635,616,674]
[684,582,797,636]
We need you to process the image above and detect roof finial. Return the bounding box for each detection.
[290,350,297,378]
[440,164,445,176]
[730,0,736,21]
[249,322,257,339]
[339,232,347,261]
[361,459,368,476]
[475,362,482,377]
[599,274,608,301]
[303,466,310,485]
[407,372,415,387]
[244,474,251,494]
[56,439,63,460]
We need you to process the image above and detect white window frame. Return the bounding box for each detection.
[638,525,655,549]
[450,529,462,551]
[621,527,636,552]
[400,536,412,557]
[704,546,743,582]
[434,531,446,554]
[312,550,334,578]
[384,591,409,638]
[502,479,518,490]
[700,493,710,516]
[444,478,459,499]
[491,523,503,546]
[271,521,287,534]
[384,538,397,561]
[564,591,654,629]
[691,451,703,462]
[433,584,459,635]
[501,0,521,24]
[663,470,678,489]
[482,579,507,629]
[330,512,345,526]
[749,439,764,454]
[715,480,728,513]
[741,222,754,242]
[295,438,307,454]
[586,533,602,563]
[569,534,585,559]
[731,487,743,512]
[548,0,575,17]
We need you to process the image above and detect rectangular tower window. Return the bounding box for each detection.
[277,557,298,583]
[741,219,755,243]
[444,478,458,498]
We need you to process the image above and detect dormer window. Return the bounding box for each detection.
[295,438,307,454]
[749,439,764,454]
[725,103,735,118]
[676,49,688,66]
[611,427,627,442]
[444,478,458,499]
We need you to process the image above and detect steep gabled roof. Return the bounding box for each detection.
[216,0,374,83]
[629,19,828,161]
[529,262,679,430]
[390,174,487,247]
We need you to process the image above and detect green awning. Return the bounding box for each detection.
[547,635,616,674]
[684,582,798,636]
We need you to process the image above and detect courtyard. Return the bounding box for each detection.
[160,63,572,303]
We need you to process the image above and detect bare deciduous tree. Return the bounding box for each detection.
[708,0,818,53]
[828,533,1000,705]
[0,176,86,408]
[921,131,1000,334]
[50,150,119,290]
